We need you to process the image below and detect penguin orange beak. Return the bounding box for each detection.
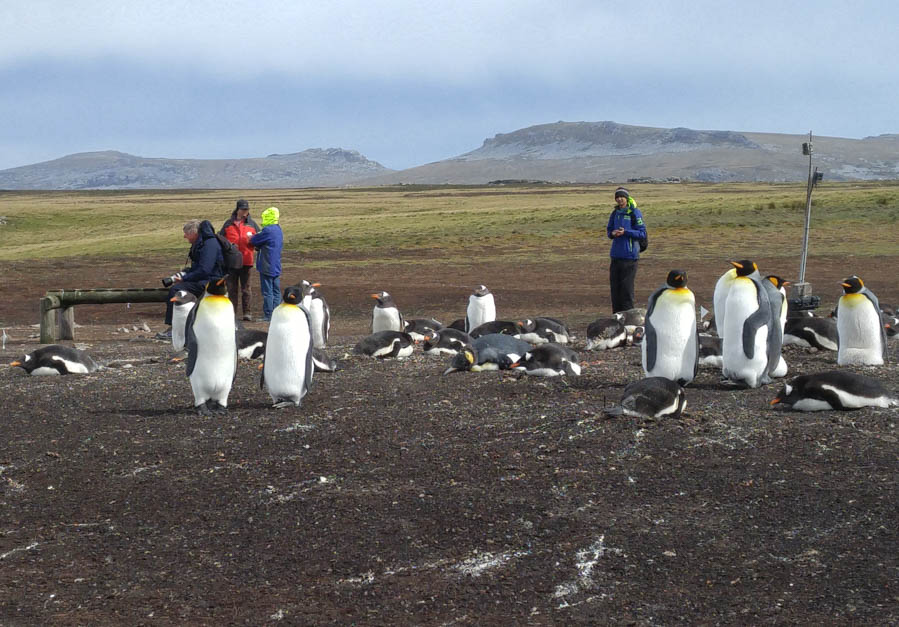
[170,296,178,302]
[729,261,743,269]
[370,293,380,299]
[10,360,21,367]
[216,278,226,286]
[840,282,852,289]
[312,282,322,287]
[769,397,781,405]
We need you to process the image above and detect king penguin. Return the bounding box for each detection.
[762,275,789,378]
[642,270,699,386]
[465,285,496,333]
[261,285,314,408]
[10,345,99,375]
[371,291,405,333]
[835,275,888,366]
[301,280,331,348]
[770,370,898,411]
[170,290,197,353]
[604,377,687,419]
[720,260,777,388]
[185,278,237,415]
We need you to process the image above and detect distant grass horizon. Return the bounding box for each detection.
[1,182,897,265]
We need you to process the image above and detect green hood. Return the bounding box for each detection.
[261,206,280,227]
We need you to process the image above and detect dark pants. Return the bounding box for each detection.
[226,266,253,318]
[610,258,638,313]
[164,280,207,325]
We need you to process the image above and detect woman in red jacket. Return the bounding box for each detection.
[220,199,260,321]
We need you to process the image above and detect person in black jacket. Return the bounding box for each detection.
[156,219,225,340]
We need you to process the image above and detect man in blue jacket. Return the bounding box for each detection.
[156,219,225,340]
[606,187,647,313]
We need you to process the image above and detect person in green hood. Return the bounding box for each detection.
[248,207,284,322]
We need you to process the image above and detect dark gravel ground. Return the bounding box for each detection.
[1,255,897,624]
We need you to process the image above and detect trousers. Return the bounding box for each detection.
[259,273,281,320]
[609,258,638,313]
[226,266,253,317]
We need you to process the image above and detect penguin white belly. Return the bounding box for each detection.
[190,297,237,407]
[308,300,328,348]
[713,269,736,334]
[837,296,884,366]
[466,295,495,331]
[372,307,402,333]
[30,366,63,376]
[643,291,697,383]
[172,303,195,352]
[721,281,768,388]
[264,306,312,405]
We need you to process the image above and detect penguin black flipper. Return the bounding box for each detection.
[302,313,315,398]
[643,285,664,372]
[862,289,889,363]
[741,281,771,361]
[184,300,200,378]
[760,277,785,376]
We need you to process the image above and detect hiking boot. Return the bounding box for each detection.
[155,327,173,340]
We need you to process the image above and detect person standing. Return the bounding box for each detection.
[606,187,647,313]
[249,206,284,322]
[220,199,259,321]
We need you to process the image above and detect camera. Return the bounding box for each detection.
[161,272,183,288]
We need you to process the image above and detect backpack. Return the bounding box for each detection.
[215,233,244,272]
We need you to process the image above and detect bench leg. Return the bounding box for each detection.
[59,306,76,341]
[40,297,60,344]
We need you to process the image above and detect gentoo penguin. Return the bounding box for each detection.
[770,370,898,411]
[836,276,888,366]
[260,285,314,408]
[883,312,898,338]
[642,270,699,386]
[301,281,331,349]
[604,377,686,419]
[465,285,496,333]
[584,317,627,351]
[721,260,779,388]
[447,318,467,331]
[614,308,645,334]
[469,320,519,338]
[404,318,444,342]
[762,275,789,378]
[185,278,237,415]
[698,334,723,368]
[512,343,581,377]
[236,328,267,360]
[311,346,339,372]
[515,317,571,344]
[371,291,405,333]
[170,290,197,352]
[353,330,414,358]
[783,316,838,351]
[443,333,531,374]
[422,328,473,355]
[10,345,99,375]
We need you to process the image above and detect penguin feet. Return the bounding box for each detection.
[273,399,300,409]
[196,403,213,416]
[207,400,228,415]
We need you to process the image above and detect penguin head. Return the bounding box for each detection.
[301,281,322,298]
[473,285,490,297]
[371,291,392,306]
[666,270,687,288]
[443,347,477,374]
[766,275,789,290]
[282,285,303,304]
[769,382,796,410]
[730,260,758,277]
[9,354,30,371]
[516,319,535,333]
[205,277,228,296]
[170,290,198,305]
[840,276,864,294]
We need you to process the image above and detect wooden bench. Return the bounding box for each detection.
[40,288,170,343]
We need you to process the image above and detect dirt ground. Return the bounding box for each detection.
[1,253,897,624]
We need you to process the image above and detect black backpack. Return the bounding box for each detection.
[215,233,244,271]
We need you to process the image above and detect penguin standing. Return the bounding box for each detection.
[301,281,330,348]
[762,275,789,378]
[712,266,738,336]
[371,291,404,333]
[584,317,627,351]
[261,285,314,408]
[720,260,777,388]
[10,345,99,375]
[170,290,197,352]
[770,370,897,411]
[604,377,687,419]
[185,279,237,415]
[642,270,699,386]
[836,276,888,366]
[465,285,496,333]
[513,343,581,377]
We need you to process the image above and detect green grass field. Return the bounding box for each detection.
[1,182,897,264]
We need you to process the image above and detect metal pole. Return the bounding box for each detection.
[798,131,814,283]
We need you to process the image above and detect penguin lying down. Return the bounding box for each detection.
[770,371,898,411]
[605,377,687,419]
[10,345,100,375]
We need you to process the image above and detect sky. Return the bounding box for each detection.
[1,0,897,171]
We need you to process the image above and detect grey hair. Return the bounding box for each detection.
[182,219,202,234]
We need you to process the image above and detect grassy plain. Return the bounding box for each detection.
[1,182,898,264]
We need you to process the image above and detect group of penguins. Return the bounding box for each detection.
[9,261,898,417]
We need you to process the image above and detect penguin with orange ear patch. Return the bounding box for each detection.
[261,285,314,408]
[185,278,237,415]
[642,270,699,386]
[836,275,888,366]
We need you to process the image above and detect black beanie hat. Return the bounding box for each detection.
[614,187,629,199]
[235,198,249,210]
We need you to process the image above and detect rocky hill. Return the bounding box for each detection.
[0,148,393,190]
[358,121,899,185]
